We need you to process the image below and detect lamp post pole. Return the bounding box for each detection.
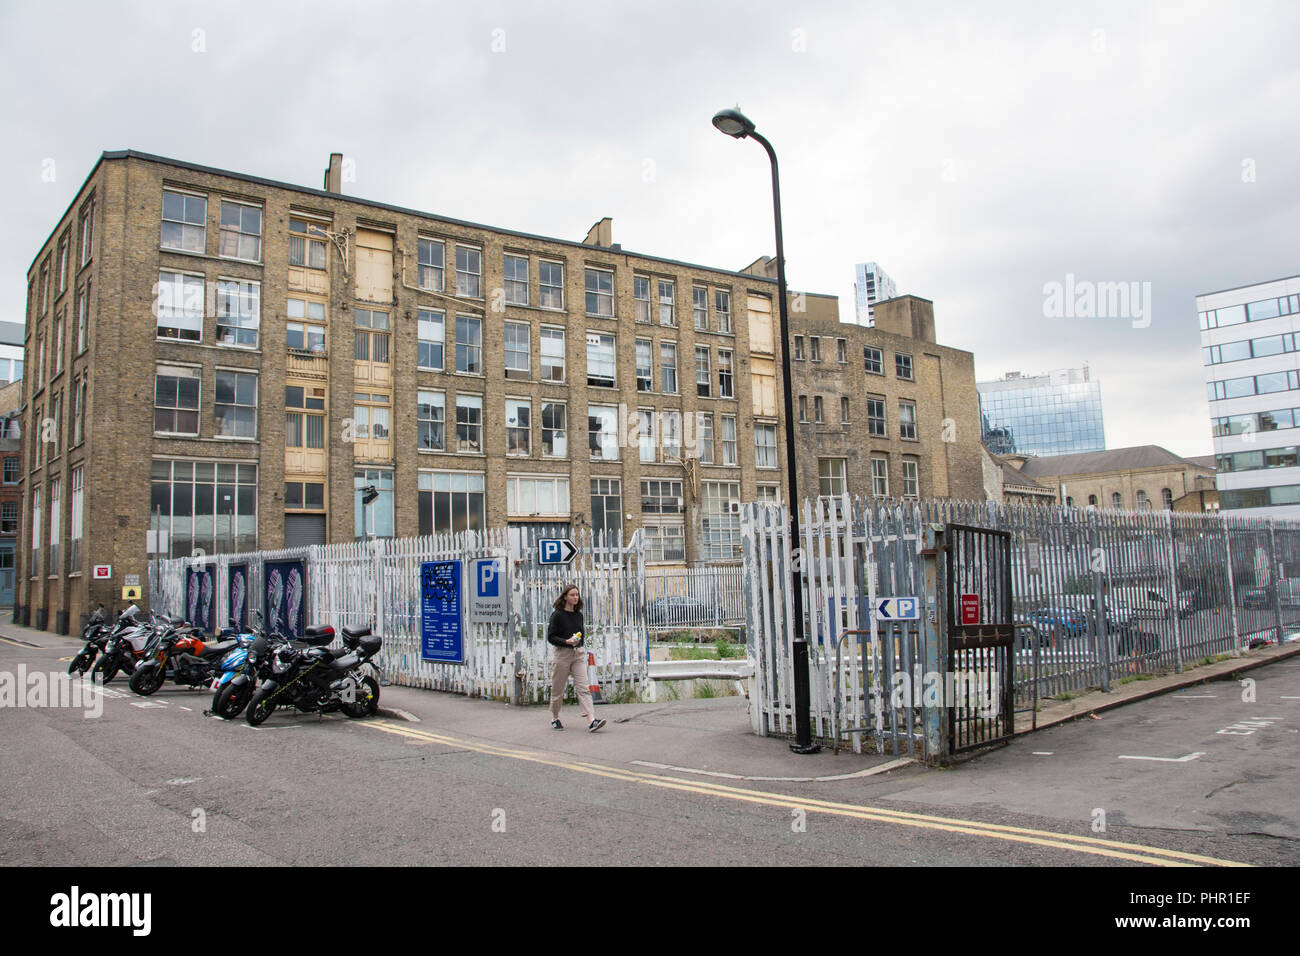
[712,108,819,754]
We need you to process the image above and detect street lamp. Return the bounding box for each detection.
[711,107,820,754]
[361,484,379,540]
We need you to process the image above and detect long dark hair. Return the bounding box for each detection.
[553,584,583,612]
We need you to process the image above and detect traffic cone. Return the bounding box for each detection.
[587,651,607,705]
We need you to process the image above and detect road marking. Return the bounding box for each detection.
[629,756,914,782]
[385,708,421,723]
[1281,696,1300,699]
[179,706,193,711]
[0,635,41,648]
[131,702,167,709]
[360,720,1246,867]
[1032,751,1054,755]
[1177,695,1216,699]
[1118,752,1206,763]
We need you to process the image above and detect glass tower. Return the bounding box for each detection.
[977,367,1105,457]
[853,262,898,326]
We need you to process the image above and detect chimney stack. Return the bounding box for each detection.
[324,153,344,193]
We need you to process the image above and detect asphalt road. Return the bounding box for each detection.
[1,627,1295,867]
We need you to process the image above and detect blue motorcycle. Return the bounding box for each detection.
[209,622,260,719]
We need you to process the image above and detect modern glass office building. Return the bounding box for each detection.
[977,367,1106,457]
[852,262,898,326]
[1199,273,1300,518]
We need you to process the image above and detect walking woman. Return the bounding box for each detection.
[547,583,606,732]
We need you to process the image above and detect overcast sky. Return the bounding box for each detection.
[4,0,1298,458]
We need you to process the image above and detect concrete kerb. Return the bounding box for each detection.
[1020,638,1300,734]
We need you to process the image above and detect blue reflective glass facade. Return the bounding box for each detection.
[978,379,1105,457]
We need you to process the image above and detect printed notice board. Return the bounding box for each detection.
[420,560,464,664]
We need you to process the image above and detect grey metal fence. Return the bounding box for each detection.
[744,496,1300,754]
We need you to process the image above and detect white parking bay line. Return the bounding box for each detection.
[1177,695,1217,699]
[1032,751,1054,755]
[131,702,167,709]
[1118,752,1206,763]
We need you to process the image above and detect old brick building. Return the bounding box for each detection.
[780,285,985,505]
[17,150,811,632]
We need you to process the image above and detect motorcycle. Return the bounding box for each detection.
[89,605,154,684]
[67,604,109,676]
[128,619,246,697]
[245,625,382,726]
[210,613,274,719]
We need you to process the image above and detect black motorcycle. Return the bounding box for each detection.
[67,604,109,676]
[128,620,243,697]
[89,604,152,684]
[245,626,382,726]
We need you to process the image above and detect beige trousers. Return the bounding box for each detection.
[550,645,595,722]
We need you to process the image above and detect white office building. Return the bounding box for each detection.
[852,262,898,326]
[0,322,23,385]
[1199,273,1300,518]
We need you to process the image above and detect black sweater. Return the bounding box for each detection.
[547,609,585,648]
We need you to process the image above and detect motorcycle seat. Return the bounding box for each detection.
[330,652,361,670]
[200,640,239,657]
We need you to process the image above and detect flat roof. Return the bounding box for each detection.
[32,148,787,288]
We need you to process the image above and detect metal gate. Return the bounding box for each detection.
[945,523,1015,753]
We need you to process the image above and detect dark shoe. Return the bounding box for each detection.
[588,718,606,733]
[551,719,563,730]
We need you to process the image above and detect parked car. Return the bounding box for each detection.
[646,595,711,627]
[1023,606,1088,639]
[1013,617,1051,650]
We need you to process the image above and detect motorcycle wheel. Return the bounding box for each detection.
[341,675,380,719]
[129,665,165,696]
[91,656,119,685]
[246,687,276,726]
[213,681,253,720]
[68,651,92,676]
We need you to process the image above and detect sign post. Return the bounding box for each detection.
[420,560,464,664]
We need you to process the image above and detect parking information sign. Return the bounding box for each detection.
[875,597,919,620]
[420,561,464,664]
[537,538,577,565]
[469,556,508,624]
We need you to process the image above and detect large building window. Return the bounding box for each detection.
[505,321,531,379]
[642,479,685,563]
[697,412,715,464]
[418,238,445,291]
[717,349,733,398]
[819,458,847,498]
[161,190,206,253]
[530,326,561,383]
[902,459,919,498]
[285,386,325,450]
[456,315,482,374]
[896,352,914,380]
[215,279,260,347]
[352,393,391,443]
[634,275,651,323]
[662,410,682,461]
[508,475,570,518]
[899,401,917,440]
[419,471,485,536]
[154,365,200,435]
[590,478,622,542]
[218,200,262,261]
[48,477,60,574]
[539,260,564,310]
[418,309,445,370]
[721,415,737,466]
[755,422,778,469]
[156,270,204,342]
[541,402,567,457]
[0,501,17,534]
[638,408,656,463]
[354,469,394,538]
[701,481,741,561]
[1162,487,1174,510]
[214,371,258,438]
[456,394,483,453]
[872,457,889,497]
[78,197,95,267]
[864,346,883,375]
[287,297,327,352]
[284,481,325,511]
[506,399,531,456]
[660,342,677,393]
[69,467,83,571]
[636,338,653,392]
[715,290,732,333]
[150,459,258,556]
[456,245,482,297]
[586,267,614,317]
[30,489,40,575]
[588,405,619,461]
[586,332,616,388]
[868,397,886,437]
[696,347,711,397]
[418,391,445,451]
[658,279,675,326]
[693,286,709,331]
[354,309,390,364]
[504,254,530,306]
[289,218,328,270]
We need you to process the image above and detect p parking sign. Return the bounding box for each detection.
[470,556,509,624]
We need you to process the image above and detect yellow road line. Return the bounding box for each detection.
[362,720,1248,867]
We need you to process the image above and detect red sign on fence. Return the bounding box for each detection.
[960,593,980,626]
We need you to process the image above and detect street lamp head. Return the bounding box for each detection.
[712,107,755,139]
[361,484,379,505]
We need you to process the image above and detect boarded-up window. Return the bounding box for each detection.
[355,229,394,303]
[747,294,774,355]
[751,357,777,417]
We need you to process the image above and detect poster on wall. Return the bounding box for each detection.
[420,560,463,664]
[227,562,249,632]
[185,565,216,634]
[264,559,307,639]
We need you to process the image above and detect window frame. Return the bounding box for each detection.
[217,198,263,263]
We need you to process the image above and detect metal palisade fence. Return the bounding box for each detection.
[151,527,649,703]
[743,496,1300,755]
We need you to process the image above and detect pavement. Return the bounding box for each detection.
[6,615,1296,778]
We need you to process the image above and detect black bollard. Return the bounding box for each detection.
[790,639,821,754]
